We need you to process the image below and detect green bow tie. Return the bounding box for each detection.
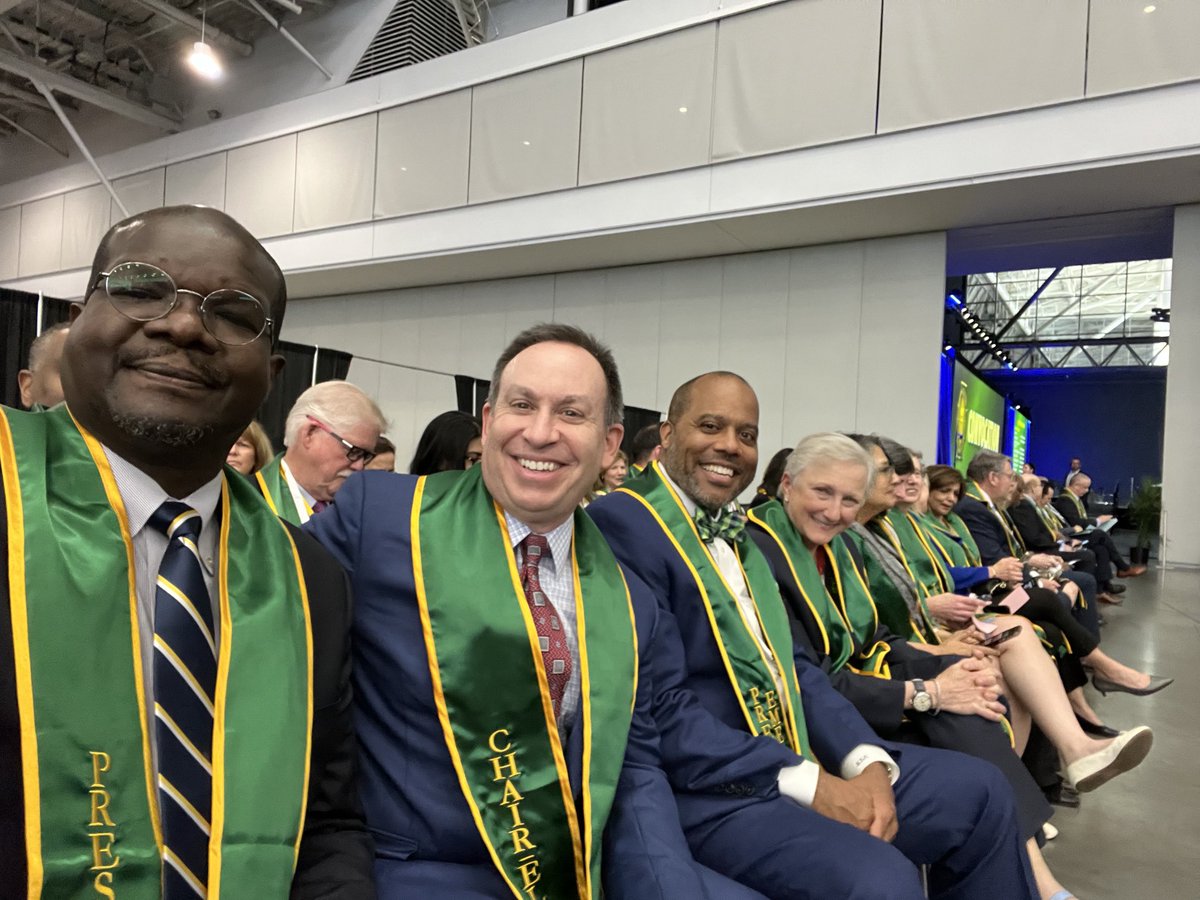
[693,505,746,544]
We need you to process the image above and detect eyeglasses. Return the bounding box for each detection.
[91,261,273,346]
[307,416,376,465]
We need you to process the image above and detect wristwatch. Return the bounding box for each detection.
[911,679,934,713]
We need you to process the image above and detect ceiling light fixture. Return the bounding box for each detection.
[188,6,223,80]
[1143,5,1156,13]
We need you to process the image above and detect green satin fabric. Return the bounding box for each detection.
[883,509,953,597]
[922,512,983,568]
[621,464,812,759]
[255,452,303,525]
[414,465,635,899]
[747,500,890,677]
[1,405,310,898]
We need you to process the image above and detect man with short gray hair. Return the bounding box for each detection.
[16,322,69,409]
[256,379,386,524]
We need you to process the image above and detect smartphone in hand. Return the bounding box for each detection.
[981,625,1021,648]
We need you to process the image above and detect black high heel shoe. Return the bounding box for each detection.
[1075,714,1120,738]
[1091,673,1174,697]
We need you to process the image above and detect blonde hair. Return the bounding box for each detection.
[240,420,275,473]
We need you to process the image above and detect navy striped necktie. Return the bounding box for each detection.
[150,501,216,898]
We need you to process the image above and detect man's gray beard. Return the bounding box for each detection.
[112,412,213,448]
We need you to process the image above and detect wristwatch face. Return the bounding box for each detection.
[912,680,932,712]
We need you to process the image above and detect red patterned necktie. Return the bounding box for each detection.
[519,534,572,718]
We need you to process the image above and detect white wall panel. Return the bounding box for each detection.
[1161,205,1200,565]
[110,169,165,224]
[579,24,716,185]
[603,267,662,411]
[375,91,471,217]
[60,185,109,270]
[552,269,611,343]
[878,0,1088,132]
[854,232,946,452]
[712,0,881,160]
[19,195,63,276]
[225,135,297,238]
[718,251,790,461]
[458,280,510,380]
[1088,0,1200,97]
[500,276,556,347]
[415,284,466,373]
[295,114,377,231]
[657,258,723,411]
[469,61,583,204]
[165,154,228,209]
[782,242,865,442]
[0,206,20,279]
[375,363,418,468]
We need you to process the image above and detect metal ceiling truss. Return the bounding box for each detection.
[963,335,1169,370]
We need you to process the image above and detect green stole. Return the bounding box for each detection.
[413,465,636,900]
[255,452,308,525]
[1,405,312,898]
[851,519,940,644]
[964,481,1025,557]
[1036,504,1062,537]
[1063,490,1088,520]
[618,463,812,758]
[921,513,982,569]
[882,509,953,596]
[747,501,890,678]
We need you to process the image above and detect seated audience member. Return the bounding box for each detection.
[599,450,629,492]
[1010,475,1120,604]
[256,380,386,524]
[747,447,792,509]
[408,409,483,475]
[226,419,274,475]
[747,434,1155,899]
[1063,457,1083,489]
[366,435,397,472]
[16,321,69,409]
[591,372,1039,900]
[306,325,775,898]
[952,450,1102,640]
[1054,474,1147,578]
[0,205,373,894]
[629,421,662,475]
[921,462,1171,701]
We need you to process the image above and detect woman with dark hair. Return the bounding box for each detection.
[746,447,793,509]
[408,411,483,475]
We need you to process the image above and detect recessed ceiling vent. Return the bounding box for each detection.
[348,0,482,82]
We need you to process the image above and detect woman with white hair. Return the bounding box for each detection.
[748,432,1153,900]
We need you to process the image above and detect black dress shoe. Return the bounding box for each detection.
[1047,783,1081,809]
[1106,583,1127,595]
[1075,715,1120,738]
[1092,673,1174,697]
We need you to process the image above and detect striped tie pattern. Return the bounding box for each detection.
[150,502,215,898]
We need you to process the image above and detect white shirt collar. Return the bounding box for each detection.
[280,456,317,507]
[102,445,223,538]
[505,510,574,564]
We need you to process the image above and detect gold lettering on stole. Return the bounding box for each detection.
[749,687,785,743]
[488,728,544,898]
[86,751,120,894]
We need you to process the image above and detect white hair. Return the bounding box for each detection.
[284,380,387,447]
[783,432,875,494]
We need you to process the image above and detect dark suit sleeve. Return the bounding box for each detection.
[0,484,26,889]
[1052,496,1093,529]
[1009,504,1056,552]
[953,501,1008,566]
[285,523,376,898]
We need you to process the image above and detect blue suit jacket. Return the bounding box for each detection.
[588,489,883,784]
[307,472,768,898]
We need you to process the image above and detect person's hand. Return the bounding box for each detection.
[988,558,1024,583]
[932,658,1005,721]
[1028,553,1059,569]
[938,633,997,660]
[1040,579,1061,592]
[853,762,898,842]
[926,593,987,626]
[1098,514,1114,523]
[812,770,875,834]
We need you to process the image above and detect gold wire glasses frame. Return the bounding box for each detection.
[306,416,377,465]
[90,261,274,346]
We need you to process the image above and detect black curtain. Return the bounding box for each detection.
[1,289,73,409]
[621,405,662,458]
[257,342,354,450]
[454,375,490,418]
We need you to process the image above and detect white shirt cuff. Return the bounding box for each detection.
[776,759,820,807]
[841,744,900,784]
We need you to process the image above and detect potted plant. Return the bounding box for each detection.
[1126,477,1161,565]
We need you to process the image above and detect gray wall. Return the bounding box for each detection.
[281,231,947,478]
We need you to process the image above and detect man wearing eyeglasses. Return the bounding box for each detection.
[256,380,387,525]
[0,206,375,896]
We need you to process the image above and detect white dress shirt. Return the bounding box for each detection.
[505,512,581,732]
[103,446,223,775]
[659,469,898,807]
[281,457,315,523]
